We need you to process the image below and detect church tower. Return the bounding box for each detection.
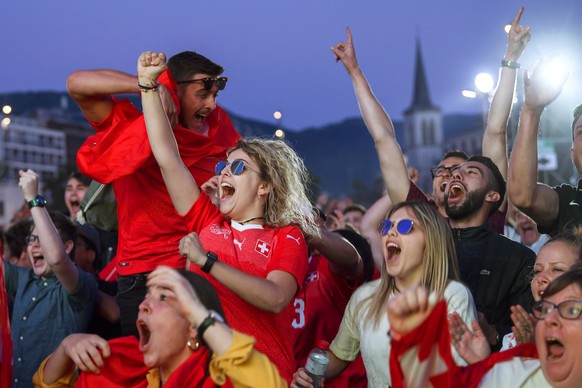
[403,39,444,193]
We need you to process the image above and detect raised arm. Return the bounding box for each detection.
[138,51,200,215]
[359,193,393,271]
[331,27,410,203]
[508,57,567,227]
[18,170,80,293]
[66,69,138,123]
[483,7,531,191]
[308,214,363,280]
[311,231,362,279]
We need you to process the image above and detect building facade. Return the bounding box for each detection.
[403,40,444,193]
[0,116,67,226]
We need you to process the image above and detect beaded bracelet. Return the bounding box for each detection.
[138,82,160,92]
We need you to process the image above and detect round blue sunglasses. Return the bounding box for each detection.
[379,219,414,236]
[215,159,261,176]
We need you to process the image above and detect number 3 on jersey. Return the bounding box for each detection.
[291,298,305,328]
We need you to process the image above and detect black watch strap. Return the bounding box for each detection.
[201,251,218,273]
[197,313,216,341]
[27,195,47,209]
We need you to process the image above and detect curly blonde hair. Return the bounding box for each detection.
[231,138,319,237]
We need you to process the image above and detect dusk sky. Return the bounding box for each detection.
[3,1,582,130]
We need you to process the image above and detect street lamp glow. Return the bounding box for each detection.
[539,56,569,88]
[461,90,478,99]
[1,117,10,129]
[273,111,282,120]
[275,129,285,138]
[474,73,494,94]
[2,105,12,115]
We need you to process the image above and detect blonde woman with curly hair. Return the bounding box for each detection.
[292,201,477,387]
[138,51,317,382]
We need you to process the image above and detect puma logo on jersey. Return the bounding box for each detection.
[233,238,245,251]
[210,224,232,239]
[286,234,302,245]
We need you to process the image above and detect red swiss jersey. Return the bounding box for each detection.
[76,70,241,276]
[185,193,309,382]
[291,254,367,387]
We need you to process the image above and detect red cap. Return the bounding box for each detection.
[317,340,330,350]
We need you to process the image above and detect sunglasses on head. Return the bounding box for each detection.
[379,219,414,236]
[177,76,228,91]
[215,159,260,176]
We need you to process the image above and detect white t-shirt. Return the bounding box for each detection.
[479,358,549,387]
[330,279,477,387]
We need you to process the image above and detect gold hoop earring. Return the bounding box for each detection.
[187,338,200,351]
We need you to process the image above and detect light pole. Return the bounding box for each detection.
[1,104,11,183]
[273,110,285,139]
[462,72,494,130]
[1,105,11,129]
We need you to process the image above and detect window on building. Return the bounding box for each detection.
[428,121,435,145]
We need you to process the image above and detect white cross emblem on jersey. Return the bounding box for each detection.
[307,271,319,282]
[255,239,271,257]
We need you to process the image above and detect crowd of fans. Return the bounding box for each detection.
[1,6,581,388]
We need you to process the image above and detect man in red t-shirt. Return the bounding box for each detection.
[292,219,373,387]
[68,51,241,336]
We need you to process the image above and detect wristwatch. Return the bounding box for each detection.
[27,195,47,209]
[201,251,218,273]
[197,309,225,341]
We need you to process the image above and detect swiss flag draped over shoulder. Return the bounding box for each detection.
[389,300,540,388]
[0,254,12,388]
[76,336,232,387]
[389,301,460,388]
[76,70,241,184]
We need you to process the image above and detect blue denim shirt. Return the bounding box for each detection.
[4,262,97,388]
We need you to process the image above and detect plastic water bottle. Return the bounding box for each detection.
[305,340,330,388]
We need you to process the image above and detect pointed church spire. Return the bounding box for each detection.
[404,38,437,114]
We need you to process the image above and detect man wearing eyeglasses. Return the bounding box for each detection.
[3,170,97,388]
[332,15,534,351]
[332,16,532,235]
[66,51,241,337]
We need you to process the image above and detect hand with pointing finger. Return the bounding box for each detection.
[331,27,359,75]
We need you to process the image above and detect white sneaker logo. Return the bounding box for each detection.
[570,200,580,206]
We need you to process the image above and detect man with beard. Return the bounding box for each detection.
[67,51,241,337]
[332,6,532,236]
[446,155,535,351]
